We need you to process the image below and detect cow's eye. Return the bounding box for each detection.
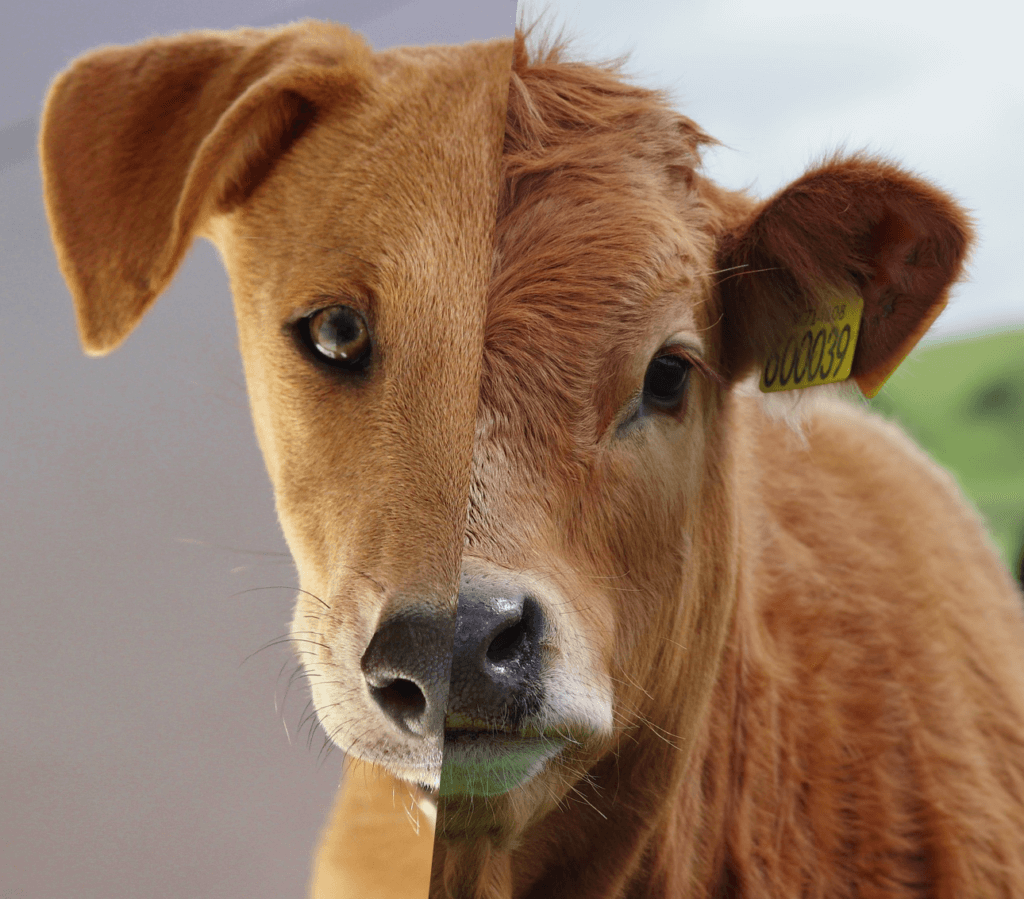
[643,354,691,411]
[303,305,371,370]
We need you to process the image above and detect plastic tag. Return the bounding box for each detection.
[760,293,863,393]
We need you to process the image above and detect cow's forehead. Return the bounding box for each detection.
[488,165,711,340]
[480,63,719,448]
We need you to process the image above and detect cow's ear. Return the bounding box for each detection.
[715,156,973,396]
[40,22,371,355]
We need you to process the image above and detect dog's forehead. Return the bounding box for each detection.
[220,39,513,543]
[231,39,510,328]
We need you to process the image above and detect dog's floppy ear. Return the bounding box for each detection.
[716,155,973,396]
[40,22,371,355]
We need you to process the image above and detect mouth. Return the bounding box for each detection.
[438,728,567,798]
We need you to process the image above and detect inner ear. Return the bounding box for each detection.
[214,89,318,212]
[716,156,973,396]
[854,207,944,382]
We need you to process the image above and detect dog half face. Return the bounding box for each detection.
[41,23,512,791]
[42,23,971,852]
[214,41,513,789]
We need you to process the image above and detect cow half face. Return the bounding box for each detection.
[434,47,971,849]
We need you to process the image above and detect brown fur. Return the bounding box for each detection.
[40,22,1024,899]
[311,758,434,898]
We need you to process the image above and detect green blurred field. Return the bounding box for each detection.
[869,328,1024,574]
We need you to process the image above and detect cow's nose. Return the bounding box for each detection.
[360,609,453,738]
[447,588,545,728]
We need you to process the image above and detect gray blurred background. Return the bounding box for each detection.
[0,3,513,898]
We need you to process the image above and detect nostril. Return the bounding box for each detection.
[484,596,541,667]
[448,591,545,727]
[487,618,527,664]
[360,608,452,737]
[369,677,427,725]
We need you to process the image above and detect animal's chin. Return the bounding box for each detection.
[438,729,567,798]
[327,719,444,791]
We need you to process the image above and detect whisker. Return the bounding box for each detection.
[176,537,291,558]
[230,585,331,609]
[712,264,783,286]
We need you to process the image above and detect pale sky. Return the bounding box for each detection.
[522,0,1024,340]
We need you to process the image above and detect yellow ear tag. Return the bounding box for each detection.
[759,293,863,393]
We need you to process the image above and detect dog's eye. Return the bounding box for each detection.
[643,354,691,411]
[304,305,371,369]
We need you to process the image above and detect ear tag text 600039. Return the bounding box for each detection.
[760,294,863,393]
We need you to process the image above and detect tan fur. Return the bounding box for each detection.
[41,22,1024,899]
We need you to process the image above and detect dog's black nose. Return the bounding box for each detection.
[361,610,453,738]
[447,586,545,728]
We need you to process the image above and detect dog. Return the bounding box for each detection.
[41,21,507,897]
[42,22,1024,899]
